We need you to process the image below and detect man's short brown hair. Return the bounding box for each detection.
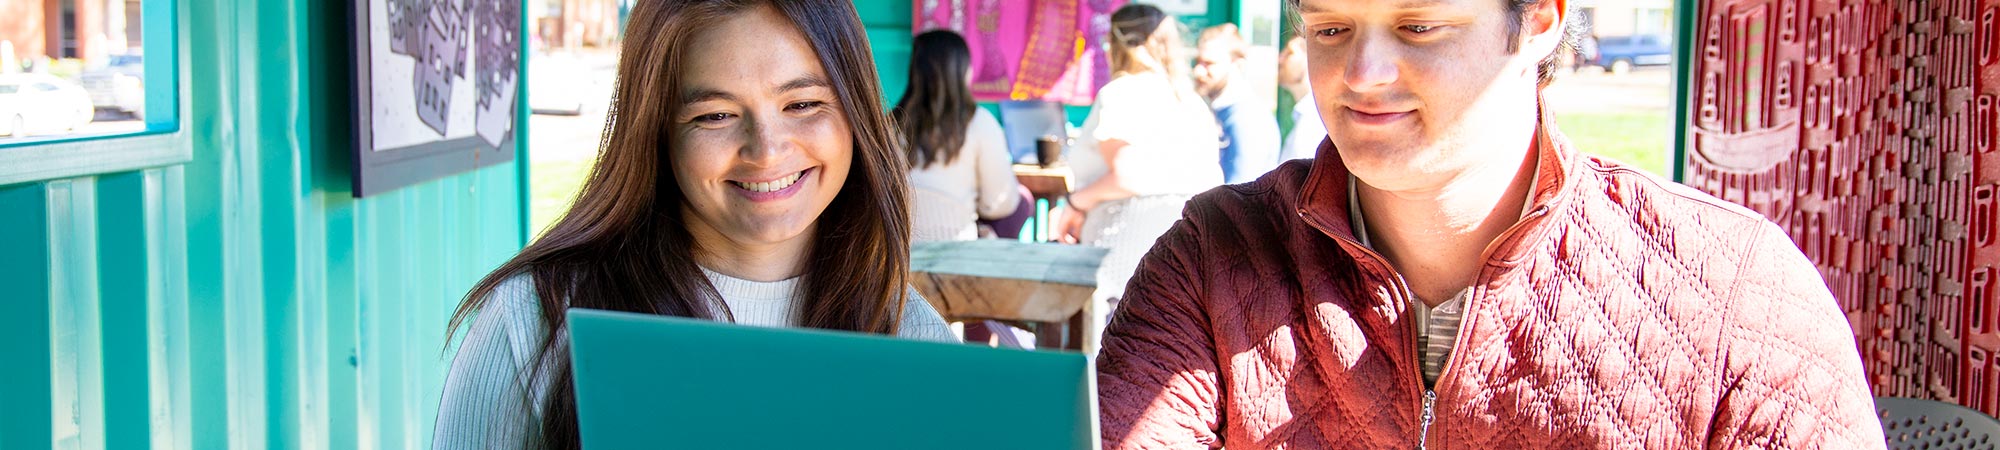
[1286,0,1590,87]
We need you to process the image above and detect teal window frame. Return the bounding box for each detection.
[0,0,190,186]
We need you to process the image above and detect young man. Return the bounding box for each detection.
[1093,0,1884,448]
[1193,24,1282,184]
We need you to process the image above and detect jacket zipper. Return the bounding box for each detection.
[1421,389,1437,450]
[1302,202,1555,450]
[1317,229,1432,449]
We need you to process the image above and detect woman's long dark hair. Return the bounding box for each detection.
[892,29,977,169]
[443,1,912,448]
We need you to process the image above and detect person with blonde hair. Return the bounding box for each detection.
[1058,3,1223,354]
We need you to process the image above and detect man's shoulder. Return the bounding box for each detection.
[1575,154,1774,231]
[1180,158,1315,228]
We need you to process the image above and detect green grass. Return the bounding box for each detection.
[529,158,595,239]
[1551,111,1674,178]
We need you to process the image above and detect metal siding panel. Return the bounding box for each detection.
[98,171,158,450]
[49,178,107,450]
[250,0,305,442]
[5,1,528,449]
[155,166,191,450]
[323,193,361,450]
[0,183,55,450]
[183,0,239,445]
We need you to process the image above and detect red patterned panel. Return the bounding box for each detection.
[1685,0,2000,417]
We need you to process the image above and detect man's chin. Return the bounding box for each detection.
[1333,141,1436,172]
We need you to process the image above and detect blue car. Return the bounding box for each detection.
[1590,35,1674,73]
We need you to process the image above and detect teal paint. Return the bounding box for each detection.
[516,6,533,248]
[96,171,159,450]
[857,0,914,106]
[2,0,525,448]
[143,0,180,130]
[0,183,53,450]
[1671,0,1697,183]
[50,178,109,449]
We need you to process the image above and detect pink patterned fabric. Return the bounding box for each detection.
[914,0,1120,104]
[1095,111,1885,449]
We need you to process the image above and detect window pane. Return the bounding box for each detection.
[0,0,151,142]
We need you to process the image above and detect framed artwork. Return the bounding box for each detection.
[350,0,521,197]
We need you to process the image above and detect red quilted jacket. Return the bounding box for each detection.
[1095,119,1884,449]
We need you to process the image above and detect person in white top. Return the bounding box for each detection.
[1278,35,1326,162]
[431,2,954,449]
[895,29,1028,242]
[1057,3,1224,354]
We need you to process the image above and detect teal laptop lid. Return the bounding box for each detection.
[566,308,1095,449]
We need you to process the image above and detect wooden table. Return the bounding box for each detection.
[909,239,1106,350]
[1012,164,1073,242]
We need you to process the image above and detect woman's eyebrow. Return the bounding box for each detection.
[680,75,830,107]
[681,88,736,106]
[775,75,831,94]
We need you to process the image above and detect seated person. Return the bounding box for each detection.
[432,1,954,448]
[1094,0,1883,448]
[895,29,1030,242]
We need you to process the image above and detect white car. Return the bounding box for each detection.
[79,53,146,118]
[0,73,95,137]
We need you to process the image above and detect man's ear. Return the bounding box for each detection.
[1522,0,1569,60]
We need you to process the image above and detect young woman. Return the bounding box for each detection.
[432,1,954,448]
[1057,3,1223,354]
[894,29,1029,242]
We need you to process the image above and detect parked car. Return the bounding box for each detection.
[1591,35,1673,73]
[0,73,95,137]
[79,53,146,119]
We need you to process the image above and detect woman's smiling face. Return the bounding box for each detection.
[670,4,853,262]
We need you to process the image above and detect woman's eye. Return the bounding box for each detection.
[693,112,734,123]
[785,101,826,112]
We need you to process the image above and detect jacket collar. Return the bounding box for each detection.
[1295,98,1579,266]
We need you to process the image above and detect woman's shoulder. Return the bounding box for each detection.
[487,273,543,311]
[469,273,554,342]
[896,288,960,343]
[968,107,1003,134]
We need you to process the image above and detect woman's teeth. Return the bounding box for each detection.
[733,171,804,193]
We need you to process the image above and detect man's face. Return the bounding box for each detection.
[1299,0,1562,190]
[1191,41,1236,99]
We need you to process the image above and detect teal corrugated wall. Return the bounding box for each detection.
[857,0,915,106]
[0,0,525,448]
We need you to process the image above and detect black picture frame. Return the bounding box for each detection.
[350,0,522,197]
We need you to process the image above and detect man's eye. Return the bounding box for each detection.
[1405,24,1437,33]
[1315,27,1348,37]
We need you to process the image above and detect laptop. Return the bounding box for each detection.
[566,308,1095,449]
